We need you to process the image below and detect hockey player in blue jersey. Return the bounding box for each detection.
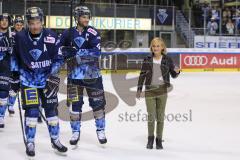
[8,16,24,115]
[59,6,107,145]
[12,7,67,157]
[13,16,24,32]
[0,13,12,128]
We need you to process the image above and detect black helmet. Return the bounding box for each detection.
[26,7,44,22]
[0,13,12,25]
[74,6,91,21]
[14,15,24,24]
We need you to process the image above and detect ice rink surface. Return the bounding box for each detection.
[0,72,240,160]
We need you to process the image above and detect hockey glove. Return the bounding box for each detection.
[61,46,77,60]
[44,75,60,98]
[10,72,20,92]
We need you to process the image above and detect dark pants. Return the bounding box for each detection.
[67,76,106,133]
[67,77,106,113]
[20,85,60,142]
[20,85,58,117]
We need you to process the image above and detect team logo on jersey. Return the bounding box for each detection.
[74,37,85,48]
[29,49,42,61]
[157,9,168,24]
[44,36,56,44]
[31,60,52,69]
[24,88,39,105]
[87,28,97,36]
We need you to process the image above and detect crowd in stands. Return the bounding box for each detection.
[192,1,240,35]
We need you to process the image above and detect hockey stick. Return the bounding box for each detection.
[70,0,74,32]
[17,93,27,147]
[66,0,75,109]
[37,107,48,124]
[7,22,14,54]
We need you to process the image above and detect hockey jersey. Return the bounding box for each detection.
[0,31,11,76]
[59,26,101,80]
[12,28,63,88]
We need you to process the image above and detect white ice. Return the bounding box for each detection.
[0,72,240,160]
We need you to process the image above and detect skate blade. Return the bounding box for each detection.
[71,144,79,150]
[9,113,14,117]
[28,157,35,160]
[53,149,68,157]
[98,143,107,149]
[26,155,35,160]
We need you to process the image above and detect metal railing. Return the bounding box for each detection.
[184,7,240,36]
[3,1,239,48]
[1,1,177,48]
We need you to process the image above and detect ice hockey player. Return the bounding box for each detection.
[12,7,67,157]
[13,15,24,32]
[0,13,13,128]
[59,6,107,145]
[8,15,24,115]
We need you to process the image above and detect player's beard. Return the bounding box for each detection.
[77,21,88,28]
[29,26,42,35]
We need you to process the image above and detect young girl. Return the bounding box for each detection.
[137,37,180,149]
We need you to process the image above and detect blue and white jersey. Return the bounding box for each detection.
[0,31,11,76]
[0,32,10,61]
[12,28,63,88]
[59,26,101,80]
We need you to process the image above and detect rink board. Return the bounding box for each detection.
[101,48,240,72]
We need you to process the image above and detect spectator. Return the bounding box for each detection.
[232,9,237,20]
[202,1,213,25]
[202,0,210,12]
[226,19,235,35]
[231,6,236,17]
[192,0,203,27]
[222,7,234,34]
[211,6,220,26]
[223,8,232,19]
[222,7,228,23]
[211,6,220,20]
[236,8,240,34]
[222,19,227,34]
[207,17,218,35]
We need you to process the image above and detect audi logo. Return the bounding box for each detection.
[184,56,208,66]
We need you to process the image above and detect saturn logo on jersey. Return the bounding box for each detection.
[31,60,52,69]
[74,37,85,48]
